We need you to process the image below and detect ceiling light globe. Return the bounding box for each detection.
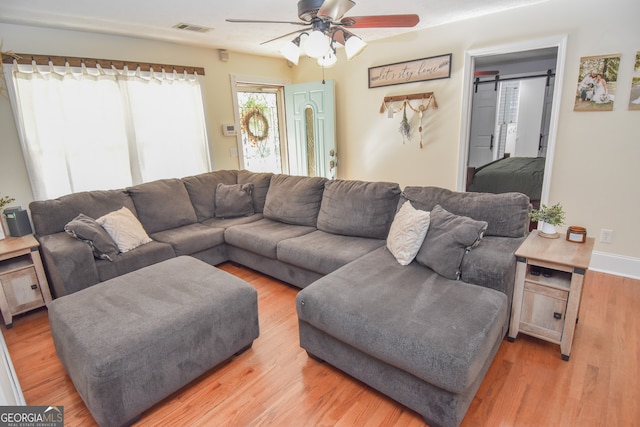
[317,50,337,68]
[280,40,301,65]
[345,35,367,60]
[304,30,331,59]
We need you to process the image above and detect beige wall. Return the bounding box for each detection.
[294,0,640,262]
[1,0,639,268]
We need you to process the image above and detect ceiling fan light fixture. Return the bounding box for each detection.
[344,33,367,60]
[317,49,337,68]
[280,37,302,65]
[304,30,331,59]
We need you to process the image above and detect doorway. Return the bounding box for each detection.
[233,80,289,174]
[458,35,568,206]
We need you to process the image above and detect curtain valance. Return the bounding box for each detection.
[1,52,205,76]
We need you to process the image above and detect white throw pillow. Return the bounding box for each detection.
[96,207,152,253]
[386,201,431,266]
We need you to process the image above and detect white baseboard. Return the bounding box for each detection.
[589,251,640,280]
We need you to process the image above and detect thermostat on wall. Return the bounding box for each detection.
[222,124,236,136]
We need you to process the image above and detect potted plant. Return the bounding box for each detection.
[529,203,566,237]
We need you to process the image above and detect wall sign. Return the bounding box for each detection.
[368,53,452,88]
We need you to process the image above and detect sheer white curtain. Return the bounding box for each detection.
[118,67,210,183]
[5,61,210,200]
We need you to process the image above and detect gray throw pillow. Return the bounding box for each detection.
[215,183,255,218]
[64,214,119,261]
[415,205,488,280]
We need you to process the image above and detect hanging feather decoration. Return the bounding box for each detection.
[399,101,411,142]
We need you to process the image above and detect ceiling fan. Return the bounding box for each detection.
[226,0,420,66]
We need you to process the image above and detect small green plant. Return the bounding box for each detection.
[0,195,15,211]
[529,203,566,226]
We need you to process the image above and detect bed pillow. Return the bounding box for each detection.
[386,201,431,266]
[214,183,255,218]
[415,205,488,280]
[64,214,119,261]
[96,207,152,253]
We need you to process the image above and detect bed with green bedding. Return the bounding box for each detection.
[467,156,545,201]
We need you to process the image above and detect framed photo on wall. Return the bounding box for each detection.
[574,53,620,112]
[629,51,640,110]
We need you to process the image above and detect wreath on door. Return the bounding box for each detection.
[242,108,269,144]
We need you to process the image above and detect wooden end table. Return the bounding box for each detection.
[508,231,594,361]
[0,235,53,328]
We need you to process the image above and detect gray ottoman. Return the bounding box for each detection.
[48,256,259,427]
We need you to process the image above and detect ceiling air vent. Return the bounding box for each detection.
[173,23,211,33]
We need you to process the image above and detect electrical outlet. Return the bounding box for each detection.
[600,228,613,243]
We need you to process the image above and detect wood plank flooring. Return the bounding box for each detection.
[2,265,639,426]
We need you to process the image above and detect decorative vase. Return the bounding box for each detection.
[538,221,559,238]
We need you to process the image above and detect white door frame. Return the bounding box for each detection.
[457,35,568,205]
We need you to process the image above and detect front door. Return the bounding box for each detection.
[284,81,336,179]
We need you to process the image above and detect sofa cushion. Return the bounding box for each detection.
[401,187,530,238]
[415,205,488,280]
[30,189,136,236]
[277,230,386,275]
[150,223,225,257]
[386,201,431,266]
[64,214,120,261]
[263,175,327,227]
[182,170,238,221]
[225,219,315,259]
[202,214,264,229]
[237,170,273,213]
[215,183,254,218]
[127,179,197,234]
[296,246,508,394]
[317,179,401,239]
[95,241,176,283]
[96,207,153,253]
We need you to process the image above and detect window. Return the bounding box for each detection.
[4,61,211,200]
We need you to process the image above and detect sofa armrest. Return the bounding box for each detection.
[460,236,526,297]
[37,233,100,298]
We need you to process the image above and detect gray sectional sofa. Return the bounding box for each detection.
[29,170,530,427]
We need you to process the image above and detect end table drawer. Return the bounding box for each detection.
[0,267,45,315]
[520,282,568,342]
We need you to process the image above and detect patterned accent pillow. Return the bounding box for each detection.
[96,207,152,253]
[386,201,431,266]
[64,214,119,261]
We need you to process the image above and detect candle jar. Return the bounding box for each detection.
[566,226,587,243]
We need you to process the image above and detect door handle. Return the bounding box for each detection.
[490,134,494,150]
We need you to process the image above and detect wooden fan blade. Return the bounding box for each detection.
[318,0,356,21]
[340,14,420,28]
[226,19,309,26]
[330,27,355,45]
[260,28,310,45]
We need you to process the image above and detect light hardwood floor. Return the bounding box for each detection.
[2,264,639,426]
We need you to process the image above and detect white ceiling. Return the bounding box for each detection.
[0,0,547,58]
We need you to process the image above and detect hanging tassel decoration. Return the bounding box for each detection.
[399,101,411,143]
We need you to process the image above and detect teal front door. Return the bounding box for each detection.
[284,80,336,179]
